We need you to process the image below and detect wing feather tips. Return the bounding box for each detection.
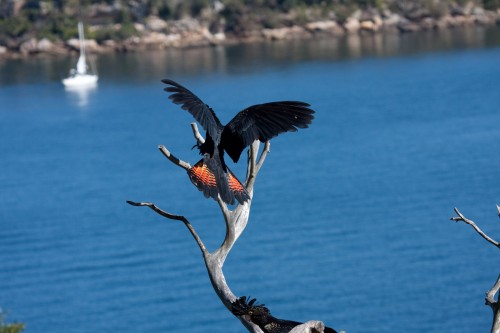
[253,101,315,140]
[162,79,223,139]
[221,100,316,163]
[275,101,315,127]
[161,78,178,86]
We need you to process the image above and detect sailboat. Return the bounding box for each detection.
[62,22,98,87]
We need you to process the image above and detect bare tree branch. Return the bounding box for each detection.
[451,207,500,248]
[127,199,263,333]
[289,321,326,333]
[126,201,208,256]
[487,274,500,308]
[158,145,191,171]
[492,314,500,333]
[191,122,205,144]
[243,140,270,194]
[256,141,271,172]
[451,206,500,333]
[489,274,500,333]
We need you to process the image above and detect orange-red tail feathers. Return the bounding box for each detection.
[188,158,249,205]
[188,159,218,201]
[227,168,250,204]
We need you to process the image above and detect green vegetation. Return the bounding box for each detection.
[0,310,24,333]
[484,0,500,9]
[0,0,498,45]
[0,16,32,38]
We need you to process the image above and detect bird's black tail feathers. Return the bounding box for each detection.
[188,157,249,205]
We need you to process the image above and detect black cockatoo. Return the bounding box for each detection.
[231,296,338,333]
[162,79,315,205]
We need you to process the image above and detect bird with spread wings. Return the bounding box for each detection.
[162,79,315,205]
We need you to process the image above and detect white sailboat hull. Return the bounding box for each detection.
[62,74,98,87]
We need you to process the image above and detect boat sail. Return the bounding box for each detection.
[62,22,98,87]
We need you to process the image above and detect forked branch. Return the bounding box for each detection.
[451,207,500,248]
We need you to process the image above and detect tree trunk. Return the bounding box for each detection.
[129,124,336,332]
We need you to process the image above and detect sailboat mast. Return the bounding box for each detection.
[76,21,87,75]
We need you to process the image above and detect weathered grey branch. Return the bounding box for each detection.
[487,274,500,307]
[126,199,263,333]
[191,122,205,144]
[126,200,207,256]
[256,140,271,173]
[158,145,191,171]
[451,208,500,248]
[242,140,269,196]
[290,321,326,333]
[451,206,500,333]
[488,274,500,333]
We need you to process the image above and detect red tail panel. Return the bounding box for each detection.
[188,159,218,200]
[227,171,249,202]
[188,158,250,205]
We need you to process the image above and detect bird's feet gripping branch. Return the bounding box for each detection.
[162,79,316,205]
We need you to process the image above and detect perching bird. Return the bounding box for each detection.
[231,296,338,333]
[162,79,315,205]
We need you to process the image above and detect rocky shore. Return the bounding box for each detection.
[1,4,499,59]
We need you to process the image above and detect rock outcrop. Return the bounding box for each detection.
[1,2,499,58]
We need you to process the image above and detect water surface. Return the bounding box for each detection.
[1,26,500,333]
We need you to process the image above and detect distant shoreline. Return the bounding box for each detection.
[1,9,499,59]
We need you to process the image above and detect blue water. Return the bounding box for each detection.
[1,28,500,333]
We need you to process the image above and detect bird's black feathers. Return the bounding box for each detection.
[231,296,269,317]
[162,79,223,141]
[222,101,315,163]
[231,296,338,333]
[162,79,315,205]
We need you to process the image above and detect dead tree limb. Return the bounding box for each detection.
[126,201,208,255]
[487,275,500,308]
[129,120,335,333]
[451,208,500,248]
[158,145,190,171]
[488,273,500,333]
[451,207,500,333]
[126,199,261,332]
[128,122,270,332]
